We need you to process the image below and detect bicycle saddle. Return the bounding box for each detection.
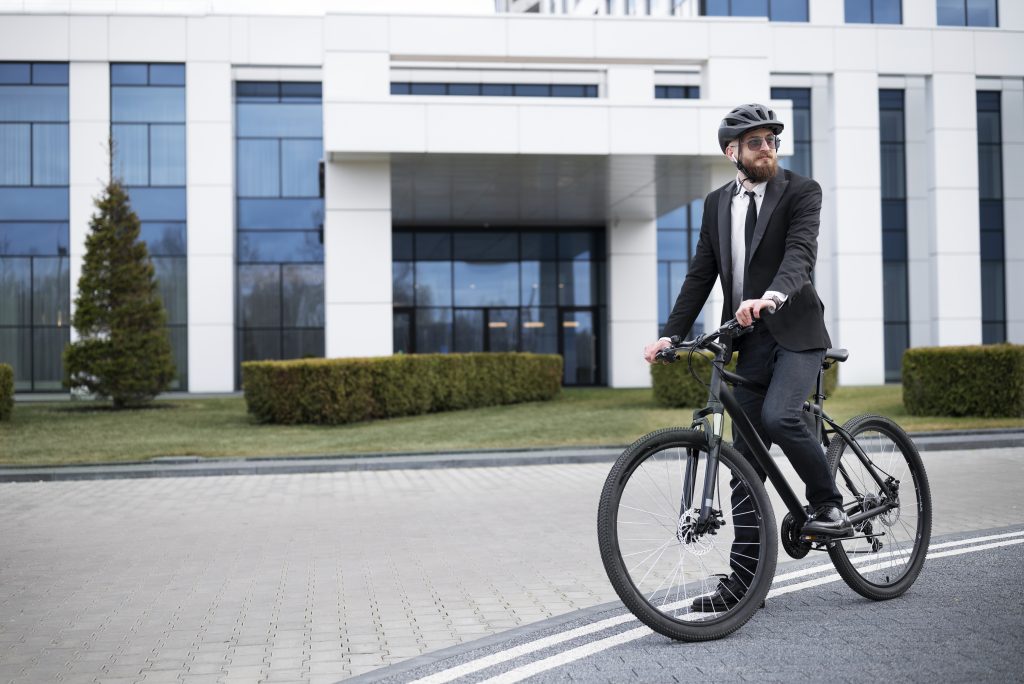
[825,348,849,363]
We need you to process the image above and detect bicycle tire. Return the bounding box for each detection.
[825,414,932,600]
[597,428,777,641]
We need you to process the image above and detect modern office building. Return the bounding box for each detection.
[1,0,1021,393]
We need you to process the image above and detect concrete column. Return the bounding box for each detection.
[704,22,770,103]
[904,77,932,348]
[809,74,837,341]
[830,70,885,384]
[324,159,394,358]
[607,216,658,388]
[186,61,235,392]
[1002,80,1024,343]
[808,0,844,25]
[68,62,110,343]
[926,72,982,345]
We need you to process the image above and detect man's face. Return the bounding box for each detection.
[729,127,779,183]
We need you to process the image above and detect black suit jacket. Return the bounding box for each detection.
[662,167,831,352]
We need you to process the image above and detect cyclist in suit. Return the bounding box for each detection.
[643,103,853,611]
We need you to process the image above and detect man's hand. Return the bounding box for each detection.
[643,337,673,364]
[735,298,777,327]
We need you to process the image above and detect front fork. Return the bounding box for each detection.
[685,399,725,528]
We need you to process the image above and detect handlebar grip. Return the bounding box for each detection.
[654,349,678,363]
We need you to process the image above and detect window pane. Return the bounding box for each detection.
[112,124,149,186]
[771,0,807,21]
[454,309,484,352]
[237,82,280,101]
[454,232,517,260]
[520,260,558,307]
[552,84,587,98]
[31,63,68,85]
[0,124,31,185]
[883,322,907,382]
[32,327,68,390]
[415,307,452,353]
[240,329,281,363]
[980,262,1004,321]
[281,264,324,327]
[481,84,513,96]
[151,256,187,326]
[0,257,32,325]
[559,232,595,260]
[149,64,186,86]
[236,103,321,138]
[127,188,185,221]
[732,0,768,16]
[559,260,595,306]
[281,139,322,197]
[150,125,185,186]
[448,83,480,96]
[282,329,324,360]
[111,64,148,85]
[881,199,907,231]
[140,222,186,256]
[237,139,280,197]
[657,204,689,230]
[31,256,69,326]
[390,82,410,95]
[0,328,31,390]
[882,261,908,322]
[521,307,557,354]
[521,232,557,259]
[393,261,414,307]
[882,229,907,262]
[657,230,686,258]
[166,325,187,390]
[0,222,68,256]
[392,232,413,260]
[238,231,323,263]
[280,82,321,102]
[415,261,452,307]
[966,0,996,26]
[31,123,68,185]
[415,232,451,260]
[658,261,669,325]
[703,0,730,15]
[977,146,1002,200]
[879,109,904,143]
[0,86,68,122]
[979,199,1003,231]
[514,84,549,97]
[0,64,31,85]
[669,261,687,312]
[394,311,411,354]
[454,262,519,307]
[238,264,281,328]
[237,198,323,229]
[980,229,1003,260]
[488,308,519,352]
[977,110,1001,144]
[880,146,905,199]
[875,0,901,23]
[111,87,185,123]
[937,0,964,25]
[845,0,871,22]
[0,188,69,220]
[410,83,446,95]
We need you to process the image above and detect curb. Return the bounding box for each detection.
[1,429,1022,483]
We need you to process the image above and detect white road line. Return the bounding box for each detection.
[414,531,1024,684]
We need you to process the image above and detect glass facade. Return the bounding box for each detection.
[235,82,324,384]
[656,199,704,339]
[111,63,188,389]
[845,0,901,23]
[701,0,808,21]
[977,91,1004,344]
[654,86,700,99]
[879,89,907,382]
[770,87,812,178]
[392,229,605,386]
[391,83,599,98]
[0,62,69,392]
[937,0,997,26]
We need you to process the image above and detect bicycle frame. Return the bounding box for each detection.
[683,327,898,532]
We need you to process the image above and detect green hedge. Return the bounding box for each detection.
[0,363,12,421]
[652,352,839,408]
[903,344,1024,417]
[242,352,563,425]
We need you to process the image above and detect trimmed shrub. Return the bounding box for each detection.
[0,363,13,421]
[903,344,1024,417]
[652,352,839,408]
[242,352,563,425]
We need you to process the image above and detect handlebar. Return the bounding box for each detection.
[654,305,776,364]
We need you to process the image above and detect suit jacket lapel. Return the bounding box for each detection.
[748,168,789,262]
[717,183,733,278]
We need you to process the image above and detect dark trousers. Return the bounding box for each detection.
[728,325,842,584]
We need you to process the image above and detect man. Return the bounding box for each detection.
[642,103,852,611]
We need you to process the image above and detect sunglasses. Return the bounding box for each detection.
[736,135,781,152]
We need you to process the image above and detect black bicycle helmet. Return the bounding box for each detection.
[718,103,784,152]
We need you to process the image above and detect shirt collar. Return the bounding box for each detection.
[734,174,767,198]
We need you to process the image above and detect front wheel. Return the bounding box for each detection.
[597,428,777,641]
[826,414,932,600]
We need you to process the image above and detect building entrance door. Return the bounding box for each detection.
[454,308,520,353]
[560,308,598,385]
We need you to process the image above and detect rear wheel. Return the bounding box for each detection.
[826,414,932,600]
[597,428,776,641]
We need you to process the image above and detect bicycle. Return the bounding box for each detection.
[597,316,932,641]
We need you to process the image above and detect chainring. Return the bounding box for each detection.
[780,511,811,559]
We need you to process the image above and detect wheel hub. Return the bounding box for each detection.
[676,508,722,556]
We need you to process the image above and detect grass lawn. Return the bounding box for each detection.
[1,385,1021,467]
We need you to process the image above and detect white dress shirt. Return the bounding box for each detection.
[731,175,787,310]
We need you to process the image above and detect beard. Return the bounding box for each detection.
[740,151,778,183]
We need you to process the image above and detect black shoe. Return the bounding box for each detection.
[801,505,854,538]
[691,575,761,612]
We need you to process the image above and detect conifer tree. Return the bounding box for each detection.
[64,180,175,408]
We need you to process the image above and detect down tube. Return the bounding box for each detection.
[717,384,808,522]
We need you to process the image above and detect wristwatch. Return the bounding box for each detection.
[768,294,782,310]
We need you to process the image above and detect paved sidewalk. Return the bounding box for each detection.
[1,447,1022,683]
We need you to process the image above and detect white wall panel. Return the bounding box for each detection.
[606,66,653,104]
[392,15,509,57]
[833,27,877,72]
[426,104,520,154]
[1003,82,1024,343]
[595,19,708,60]
[109,16,186,61]
[609,107,699,155]
[506,16,592,58]
[808,0,843,25]
[323,51,388,101]
[185,186,233,256]
[703,57,770,102]
[324,160,391,211]
[324,102,427,153]
[0,15,68,60]
[69,15,108,60]
[975,33,1024,78]
[186,61,232,123]
[324,14,389,51]
[187,16,231,62]
[607,218,657,388]
[186,322,234,393]
[247,16,323,66]
[1002,0,1024,30]
[932,30,975,74]
[519,105,609,154]
[771,26,834,73]
[877,28,932,75]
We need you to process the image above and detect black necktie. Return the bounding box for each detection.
[743,191,757,298]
